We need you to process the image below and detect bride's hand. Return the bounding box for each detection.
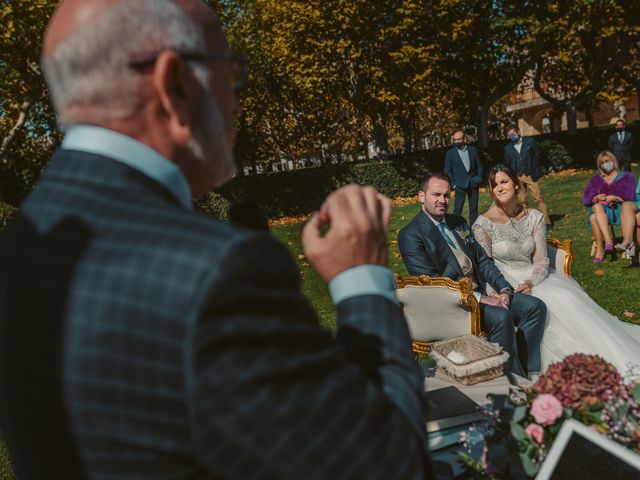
[516,280,534,294]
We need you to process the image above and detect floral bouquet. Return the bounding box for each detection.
[459,354,640,479]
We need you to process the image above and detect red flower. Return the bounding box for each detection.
[533,354,622,409]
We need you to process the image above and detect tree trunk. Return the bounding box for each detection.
[477,104,489,148]
[372,113,389,155]
[566,104,578,135]
[319,139,326,167]
[0,100,31,162]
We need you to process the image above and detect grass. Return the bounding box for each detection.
[1,168,638,477]
[271,167,640,330]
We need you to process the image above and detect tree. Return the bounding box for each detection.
[532,1,639,134]
[0,0,59,204]
[431,0,544,147]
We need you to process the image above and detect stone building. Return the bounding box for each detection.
[506,88,639,136]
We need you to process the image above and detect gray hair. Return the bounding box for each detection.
[42,0,206,124]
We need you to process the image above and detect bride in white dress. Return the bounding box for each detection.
[471,164,640,374]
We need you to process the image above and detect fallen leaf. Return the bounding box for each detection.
[297,254,305,260]
[288,241,294,246]
[593,269,605,276]
[394,253,401,258]
[623,311,635,318]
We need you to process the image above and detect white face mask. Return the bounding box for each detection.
[601,161,615,173]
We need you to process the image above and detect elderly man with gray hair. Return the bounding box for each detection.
[0,1,434,479]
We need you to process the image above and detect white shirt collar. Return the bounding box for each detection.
[61,125,193,209]
[423,210,447,228]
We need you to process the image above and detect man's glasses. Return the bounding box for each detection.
[129,51,250,92]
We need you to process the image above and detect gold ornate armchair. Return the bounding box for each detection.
[395,275,482,355]
[546,238,574,277]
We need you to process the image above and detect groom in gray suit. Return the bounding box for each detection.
[0,0,432,478]
[398,173,546,378]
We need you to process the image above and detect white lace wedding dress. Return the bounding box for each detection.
[472,209,640,374]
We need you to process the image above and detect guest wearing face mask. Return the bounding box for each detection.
[444,129,484,225]
[608,118,634,172]
[504,125,551,227]
[583,150,638,263]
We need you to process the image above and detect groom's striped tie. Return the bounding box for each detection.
[438,222,456,248]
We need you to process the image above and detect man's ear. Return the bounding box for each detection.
[152,50,197,144]
[418,190,425,203]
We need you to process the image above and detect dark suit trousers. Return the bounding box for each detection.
[453,187,479,225]
[619,156,632,172]
[480,293,546,377]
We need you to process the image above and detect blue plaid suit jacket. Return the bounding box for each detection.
[0,150,431,479]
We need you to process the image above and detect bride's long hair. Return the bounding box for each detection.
[488,164,525,214]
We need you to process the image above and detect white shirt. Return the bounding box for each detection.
[514,141,523,154]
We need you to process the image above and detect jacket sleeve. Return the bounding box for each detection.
[189,234,432,479]
[398,225,441,277]
[504,145,511,168]
[471,148,484,188]
[530,138,541,166]
[444,150,453,182]
[608,134,615,151]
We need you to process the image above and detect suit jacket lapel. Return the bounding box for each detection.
[445,217,483,285]
[445,218,470,256]
[417,213,463,278]
[507,143,517,165]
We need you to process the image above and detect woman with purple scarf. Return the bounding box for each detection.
[583,150,637,263]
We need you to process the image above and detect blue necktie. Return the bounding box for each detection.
[438,223,456,248]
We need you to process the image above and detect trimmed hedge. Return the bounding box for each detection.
[197,122,639,219]
[1,124,636,222]
[196,147,450,219]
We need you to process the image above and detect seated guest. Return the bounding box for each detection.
[0,0,432,478]
[624,178,640,265]
[583,151,637,263]
[397,172,547,379]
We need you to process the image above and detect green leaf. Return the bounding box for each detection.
[510,421,528,443]
[513,406,528,423]
[520,451,540,477]
[633,384,640,403]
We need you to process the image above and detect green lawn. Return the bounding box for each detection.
[272,167,640,331]
[1,168,638,478]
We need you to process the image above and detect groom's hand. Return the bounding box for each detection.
[480,295,508,310]
[302,185,392,283]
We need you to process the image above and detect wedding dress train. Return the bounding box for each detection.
[473,210,640,374]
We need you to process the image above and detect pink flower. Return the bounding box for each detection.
[525,423,544,443]
[530,394,563,426]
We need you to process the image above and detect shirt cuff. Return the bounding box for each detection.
[328,265,399,306]
[473,292,482,302]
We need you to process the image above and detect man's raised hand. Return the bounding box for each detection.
[301,185,392,283]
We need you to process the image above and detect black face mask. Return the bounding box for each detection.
[455,142,465,149]
[616,127,625,132]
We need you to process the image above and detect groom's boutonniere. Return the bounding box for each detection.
[455,226,474,244]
